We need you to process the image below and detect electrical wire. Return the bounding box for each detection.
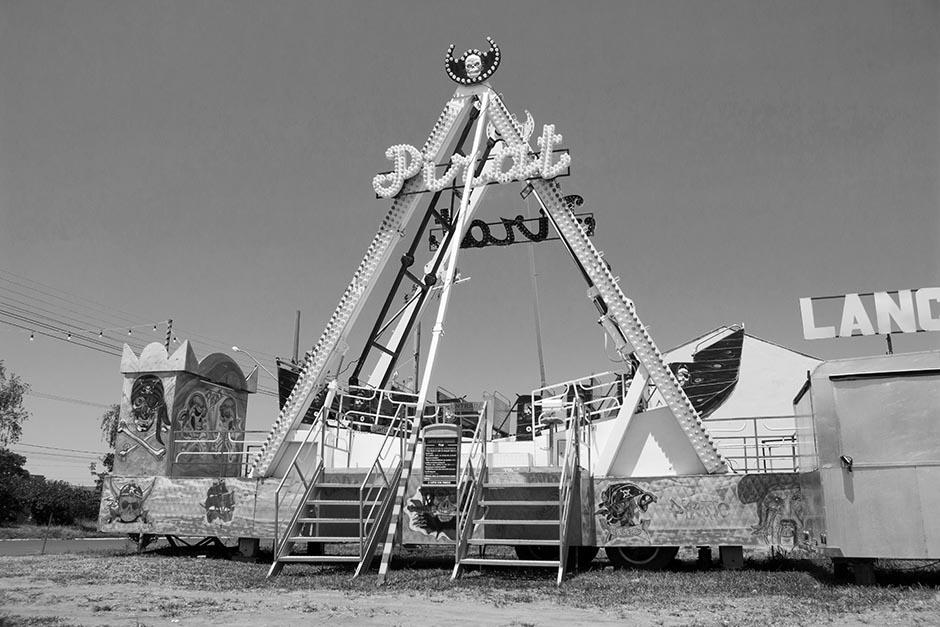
[26,391,113,409]
[15,442,108,455]
[1,268,284,398]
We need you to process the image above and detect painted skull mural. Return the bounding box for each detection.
[105,478,155,524]
[596,482,657,540]
[172,377,245,477]
[178,391,209,431]
[130,375,168,434]
[406,486,462,540]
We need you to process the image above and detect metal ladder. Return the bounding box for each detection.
[268,388,413,577]
[452,399,587,585]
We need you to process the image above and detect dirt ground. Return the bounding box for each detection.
[2,575,939,627]
[2,547,939,626]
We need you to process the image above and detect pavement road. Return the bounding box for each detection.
[0,538,141,556]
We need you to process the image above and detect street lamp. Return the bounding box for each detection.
[232,346,276,380]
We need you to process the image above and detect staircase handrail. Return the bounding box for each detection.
[271,459,324,569]
[354,461,404,578]
[359,401,409,556]
[453,402,488,572]
[557,397,585,584]
[271,381,339,556]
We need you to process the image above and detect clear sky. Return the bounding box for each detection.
[1,0,938,482]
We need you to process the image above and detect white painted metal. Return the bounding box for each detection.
[249,91,476,478]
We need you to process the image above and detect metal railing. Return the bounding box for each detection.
[358,402,409,560]
[271,383,338,557]
[171,429,269,476]
[706,414,810,473]
[532,369,633,436]
[337,384,443,436]
[557,397,586,585]
[452,403,489,579]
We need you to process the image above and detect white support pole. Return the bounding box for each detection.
[375,94,491,584]
[414,92,490,412]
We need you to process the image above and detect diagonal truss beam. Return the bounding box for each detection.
[249,88,481,478]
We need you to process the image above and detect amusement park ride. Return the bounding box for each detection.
[100,39,940,585]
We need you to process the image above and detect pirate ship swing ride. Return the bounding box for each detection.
[103,38,940,584]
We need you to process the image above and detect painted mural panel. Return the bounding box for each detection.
[99,475,300,539]
[594,473,822,554]
[404,470,459,545]
[112,374,176,476]
[170,374,247,477]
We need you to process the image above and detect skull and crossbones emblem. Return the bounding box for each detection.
[444,36,501,85]
[105,478,155,524]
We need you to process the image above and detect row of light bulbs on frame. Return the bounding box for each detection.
[27,325,179,343]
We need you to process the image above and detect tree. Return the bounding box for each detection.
[0,449,30,524]
[99,403,120,472]
[0,361,30,447]
[0,448,29,481]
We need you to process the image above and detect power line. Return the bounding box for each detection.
[25,391,113,409]
[0,295,160,353]
[0,268,153,328]
[0,305,130,352]
[0,268,286,390]
[16,442,107,455]
[0,318,119,357]
[11,450,102,462]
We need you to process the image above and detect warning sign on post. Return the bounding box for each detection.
[422,423,461,486]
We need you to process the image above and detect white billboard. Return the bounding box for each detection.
[800,287,940,340]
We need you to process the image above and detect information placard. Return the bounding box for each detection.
[422,424,461,487]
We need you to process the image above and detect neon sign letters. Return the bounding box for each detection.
[373,123,572,198]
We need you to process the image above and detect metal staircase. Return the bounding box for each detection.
[268,385,417,577]
[453,398,587,585]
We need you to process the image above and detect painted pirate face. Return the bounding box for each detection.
[218,397,238,431]
[187,393,208,430]
[597,483,657,527]
[106,479,154,524]
[427,492,457,523]
[130,375,165,432]
[757,487,804,549]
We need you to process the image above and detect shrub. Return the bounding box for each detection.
[25,479,100,525]
[0,475,30,524]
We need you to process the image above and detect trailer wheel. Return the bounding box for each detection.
[605,546,678,570]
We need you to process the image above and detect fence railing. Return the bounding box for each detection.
[271,383,338,554]
[532,369,633,435]
[706,414,811,473]
[452,403,489,577]
[359,402,409,558]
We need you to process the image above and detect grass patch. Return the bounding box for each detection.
[0,617,75,626]
[0,547,937,626]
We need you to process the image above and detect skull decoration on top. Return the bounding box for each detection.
[444,36,501,85]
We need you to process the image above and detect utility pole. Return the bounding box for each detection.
[293,310,301,363]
